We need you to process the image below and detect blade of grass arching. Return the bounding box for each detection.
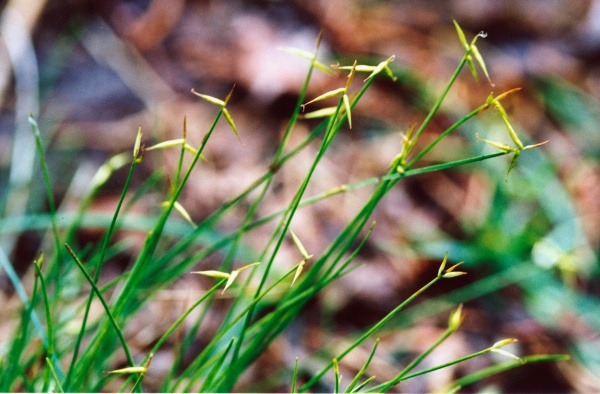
[32,256,57,392]
[446,354,570,392]
[29,115,63,289]
[64,243,135,369]
[119,279,225,392]
[200,337,236,392]
[344,339,379,393]
[64,135,141,391]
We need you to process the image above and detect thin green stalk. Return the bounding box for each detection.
[65,153,139,391]
[29,115,63,292]
[62,153,130,247]
[172,265,299,392]
[272,30,324,165]
[300,272,444,392]
[33,258,55,392]
[121,279,225,392]
[221,73,378,391]
[333,358,340,393]
[447,354,570,392]
[345,339,379,393]
[352,376,376,393]
[174,117,188,190]
[376,325,456,392]
[366,347,492,392]
[220,95,348,392]
[411,53,469,142]
[200,337,236,392]
[406,102,489,169]
[72,109,226,386]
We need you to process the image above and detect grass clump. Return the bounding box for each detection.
[0,23,567,392]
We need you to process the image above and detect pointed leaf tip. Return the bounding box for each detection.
[222,108,242,145]
[453,20,469,50]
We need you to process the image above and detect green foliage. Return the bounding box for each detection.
[0,23,570,392]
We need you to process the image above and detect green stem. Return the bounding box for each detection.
[375,325,456,392]
[64,156,138,391]
[300,273,442,392]
[33,260,54,392]
[412,53,468,142]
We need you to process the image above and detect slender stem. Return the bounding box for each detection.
[376,326,455,392]
[406,103,488,169]
[300,274,442,392]
[65,157,138,391]
[33,261,54,392]
[412,55,468,142]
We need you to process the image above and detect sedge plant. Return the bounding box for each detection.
[0,22,567,393]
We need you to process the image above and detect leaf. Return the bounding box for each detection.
[301,107,338,119]
[222,108,242,144]
[133,126,143,161]
[291,260,305,287]
[364,55,395,82]
[453,20,469,50]
[108,366,147,374]
[471,45,491,84]
[191,89,225,107]
[290,230,311,260]
[302,88,346,109]
[343,94,352,129]
[191,270,231,279]
[466,55,478,81]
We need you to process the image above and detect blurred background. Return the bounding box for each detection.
[1,0,599,392]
